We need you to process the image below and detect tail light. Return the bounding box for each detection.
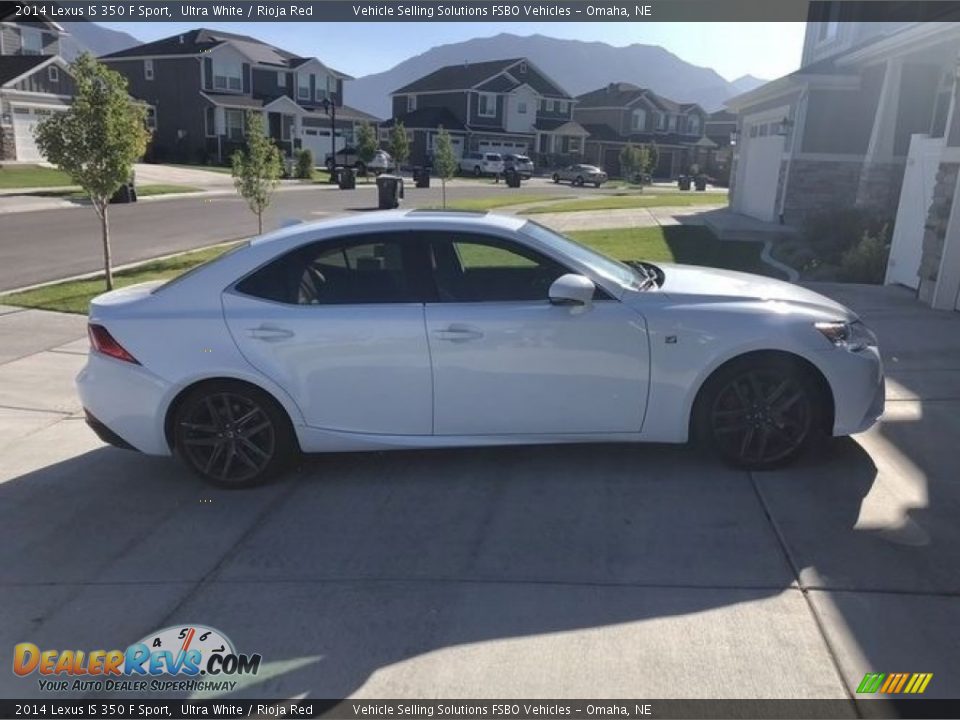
[88,324,140,364]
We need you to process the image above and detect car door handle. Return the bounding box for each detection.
[433,324,484,343]
[247,325,294,342]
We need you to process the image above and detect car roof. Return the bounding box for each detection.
[249,210,527,247]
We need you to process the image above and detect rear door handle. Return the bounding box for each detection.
[433,324,484,343]
[247,325,295,342]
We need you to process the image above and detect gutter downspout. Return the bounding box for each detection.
[778,85,809,225]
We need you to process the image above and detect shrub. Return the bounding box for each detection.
[803,208,893,266]
[839,226,890,284]
[295,148,314,179]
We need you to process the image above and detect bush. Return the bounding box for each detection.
[803,207,893,266]
[839,226,890,284]
[294,148,314,179]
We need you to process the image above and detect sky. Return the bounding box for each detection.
[101,22,807,82]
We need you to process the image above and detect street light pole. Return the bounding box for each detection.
[323,94,337,182]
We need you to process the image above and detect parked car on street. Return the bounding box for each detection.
[325,148,394,175]
[553,164,608,187]
[459,152,504,177]
[503,154,534,178]
[78,210,884,488]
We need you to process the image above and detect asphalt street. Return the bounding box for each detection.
[0,181,581,291]
[0,284,958,701]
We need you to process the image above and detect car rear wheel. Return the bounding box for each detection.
[594,182,602,188]
[473,166,482,177]
[694,357,825,470]
[173,381,296,488]
[552,174,560,184]
[574,176,584,187]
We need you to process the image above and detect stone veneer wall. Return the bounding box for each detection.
[855,161,906,215]
[781,159,863,226]
[918,161,960,304]
[0,126,15,161]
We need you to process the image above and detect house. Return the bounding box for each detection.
[574,82,714,179]
[384,57,587,167]
[726,14,960,310]
[0,19,74,161]
[99,28,379,164]
[703,109,737,185]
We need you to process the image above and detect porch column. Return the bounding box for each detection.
[856,57,906,209]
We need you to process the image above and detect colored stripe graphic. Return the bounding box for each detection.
[857,672,932,694]
[857,673,885,694]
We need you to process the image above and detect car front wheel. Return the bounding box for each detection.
[695,357,825,470]
[173,381,297,488]
[552,174,560,183]
[473,166,482,177]
[574,176,584,187]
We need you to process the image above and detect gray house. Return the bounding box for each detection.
[728,16,960,311]
[384,57,587,167]
[0,19,74,161]
[100,28,378,164]
[574,82,713,179]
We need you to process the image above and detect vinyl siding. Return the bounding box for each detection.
[11,63,74,96]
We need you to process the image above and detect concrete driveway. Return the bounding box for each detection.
[0,284,957,704]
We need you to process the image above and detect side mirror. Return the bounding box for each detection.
[549,273,595,307]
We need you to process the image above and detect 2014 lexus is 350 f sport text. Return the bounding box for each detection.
[76,210,885,488]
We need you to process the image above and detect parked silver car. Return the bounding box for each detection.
[325,148,394,175]
[459,152,505,177]
[553,164,608,188]
[503,153,534,178]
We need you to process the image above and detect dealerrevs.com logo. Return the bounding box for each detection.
[13,625,262,693]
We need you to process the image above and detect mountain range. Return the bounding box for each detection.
[56,25,767,117]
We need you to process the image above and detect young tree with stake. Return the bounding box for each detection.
[432,126,458,208]
[389,121,410,176]
[231,111,283,234]
[356,121,378,182]
[34,53,149,292]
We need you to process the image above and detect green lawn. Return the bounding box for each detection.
[3,243,238,315]
[443,194,573,212]
[0,165,75,189]
[162,163,233,175]
[2,226,779,315]
[523,193,728,214]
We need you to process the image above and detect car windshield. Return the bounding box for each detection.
[519,221,644,290]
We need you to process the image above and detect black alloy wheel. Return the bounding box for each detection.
[698,360,822,469]
[174,382,295,487]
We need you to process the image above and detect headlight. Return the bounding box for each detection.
[814,320,878,351]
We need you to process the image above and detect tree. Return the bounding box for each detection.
[619,142,641,182]
[648,141,660,177]
[34,53,149,291]
[388,121,410,176]
[231,111,283,235]
[356,121,378,181]
[432,127,458,208]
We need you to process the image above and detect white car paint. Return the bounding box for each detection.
[76,211,884,468]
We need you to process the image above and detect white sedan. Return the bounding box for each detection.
[77,211,884,487]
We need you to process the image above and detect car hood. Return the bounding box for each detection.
[654,263,856,319]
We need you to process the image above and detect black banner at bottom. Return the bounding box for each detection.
[4,699,960,720]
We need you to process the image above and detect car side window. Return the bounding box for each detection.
[235,235,427,305]
[428,233,570,303]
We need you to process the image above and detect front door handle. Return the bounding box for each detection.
[433,324,484,343]
[247,325,295,342]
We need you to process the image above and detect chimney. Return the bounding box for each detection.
[607,82,617,94]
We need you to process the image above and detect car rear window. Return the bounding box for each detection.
[153,242,250,294]
[485,154,502,161]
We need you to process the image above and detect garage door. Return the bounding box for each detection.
[429,133,463,158]
[737,122,784,222]
[12,106,54,162]
[478,140,528,154]
[300,127,346,162]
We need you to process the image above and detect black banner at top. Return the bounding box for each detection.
[4,0,960,22]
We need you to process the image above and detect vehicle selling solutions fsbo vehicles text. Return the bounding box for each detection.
[352,4,651,17]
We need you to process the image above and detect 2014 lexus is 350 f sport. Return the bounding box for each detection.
[77,211,885,488]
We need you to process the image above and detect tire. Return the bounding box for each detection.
[354,161,366,175]
[693,356,826,470]
[594,182,602,188]
[574,176,584,187]
[325,159,334,171]
[173,380,297,488]
[552,174,560,184]
[473,166,482,177]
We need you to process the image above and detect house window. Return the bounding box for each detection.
[518,60,527,74]
[687,115,700,134]
[145,106,157,132]
[655,113,666,130]
[668,115,677,131]
[316,75,329,102]
[20,28,42,55]
[548,99,557,112]
[559,101,568,115]
[48,65,59,83]
[817,3,841,42]
[144,59,154,81]
[518,100,527,114]
[631,109,646,131]
[205,107,216,137]
[478,92,496,118]
[297,74,310,101]
[568,137,580,153]
[282,115,294,141]
[278,71,286,87]
[214,73,242,92]
[407,95,417,112]
[225,109,245,140]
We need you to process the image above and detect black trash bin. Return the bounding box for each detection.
[506,169,522,188]
[694,175,707,191]
[678,175,692,191]
[376,174,404,209]
[338,167,356,190]
[415,168,430,189]
[109,181,137,204]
